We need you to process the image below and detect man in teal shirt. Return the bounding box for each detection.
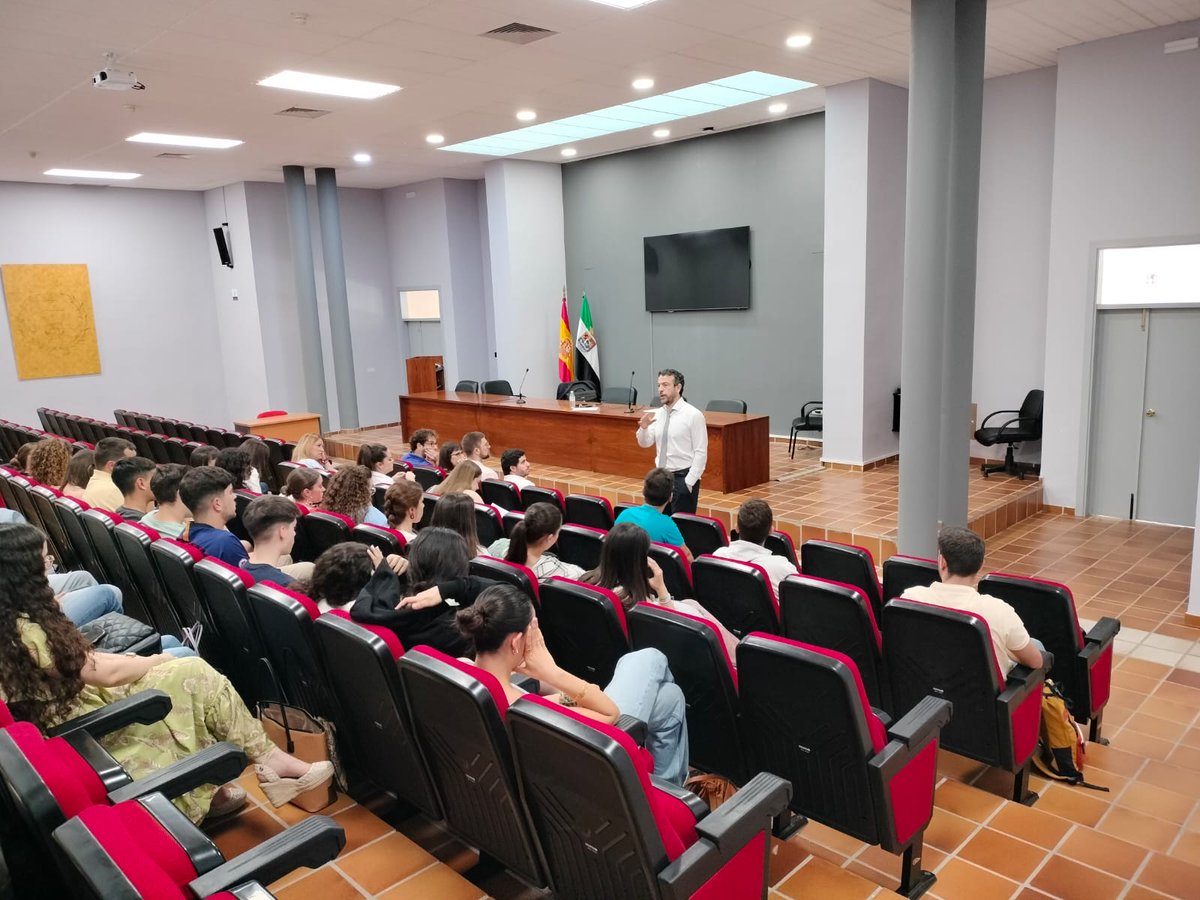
[614,468,692,558]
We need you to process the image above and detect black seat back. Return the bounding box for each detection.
[671,513,728,558]
[801,540,883,623]
[538,577,629,685]
[881,555,940,605]
[453,380,479,393]
[349,523,407,555]
[555,523,606,570]
[417,492,438,529]
[468,556,539,610]
[705,399,747,414]
[149,538,227,670]
[565,494,614,530]
[163,438,190,466]
[246,583,339,722]
[480,479,521,510]
[765,531,798,566]
[474,504,504,547]
[520,485,563,513]
[691,555,777,639]
[648,542,692,600]
[410,466,445,490]
[296,510,353,561]
[113,523,184,638]
[80,509,151,626]
[481,379,513,396]
[51,497,105,583]
[502,509,524,537]
[29,486,78,571]
[193,558,278,706]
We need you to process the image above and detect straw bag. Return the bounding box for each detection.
[258,702,336,812]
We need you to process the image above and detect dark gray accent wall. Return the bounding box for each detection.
[562,113,824,434]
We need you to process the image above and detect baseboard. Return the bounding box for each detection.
[821,453,899,473]
[1184,613,1200,629]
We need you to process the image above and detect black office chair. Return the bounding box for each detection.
[453,380,479,393]
[601,386,637,406]
[481,379,513,396]
[788,401,822,458]
[705,399,747,414]
[556,381,598,402]
[975,389,1044,479]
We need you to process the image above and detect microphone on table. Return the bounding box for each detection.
[624,370,637,414]
[515,367,530,405]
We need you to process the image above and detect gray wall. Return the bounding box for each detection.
[563,114,825,434]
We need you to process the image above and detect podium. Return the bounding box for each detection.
[406,355,444,394]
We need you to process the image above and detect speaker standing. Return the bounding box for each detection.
[635,369,708,514]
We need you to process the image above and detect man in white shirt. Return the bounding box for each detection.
[712,499,797,596]
[501,448,535,490]
[461,431,499,480]
[901,527,1045,674]
[635,369,708,514]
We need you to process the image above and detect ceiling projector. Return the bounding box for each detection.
[92,67,145,90]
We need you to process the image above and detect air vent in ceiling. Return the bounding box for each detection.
[481,22,558,44]
[274,106,331,119]
[155,152,192,159]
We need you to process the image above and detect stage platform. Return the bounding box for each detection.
[326,425,1043,562]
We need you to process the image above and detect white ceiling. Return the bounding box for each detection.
[0,0,1197,191]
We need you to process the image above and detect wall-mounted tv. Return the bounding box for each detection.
[643,226,751,312]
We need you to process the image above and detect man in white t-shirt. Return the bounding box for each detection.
[901,526,1045,674]
[501,448,535,490]
[461,431,499,480]
[712,499,797,596]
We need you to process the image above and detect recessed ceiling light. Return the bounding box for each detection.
[561,148,578,157]
[786,33,813,49]
[44,168,141,180]
[583,0,659,7]
[353,152,372,163]
[426,133,445,145]
[516,109,537,122]
[632,77,655,90]
[257,70,401,100]
[768,102,788,114]
[653,128,670,138]
[126,132,243,149]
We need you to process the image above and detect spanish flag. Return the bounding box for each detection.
[558,292,574,382]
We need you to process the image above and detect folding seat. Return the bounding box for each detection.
[29,483,77,568]
[614,501,634,519]
[672,512,729,558]
[246,583,339,722]
[649,540,693,600]
[163,436,191,465]
[313,613,440,817]
[474,503,505,546]
[193,558,278,706]
[417,491,438,529]
[158,418,183,439]
[628,602,748,783]
[801,539,884,623]
[150,538,228,670]
[145,433,172,464]
[5,473,42,525]
[520,484,564,513]
[144,414,166,434]
[979,573,1120,742]
[80,508,153,627]
[350,522,407,555]
[555,522,607,570]
[883,598,1049,804]
[397,647,545,886]
[470,556,541,609]
[185,422,211,444]
[371,484,388,512]
[882,555,939,604]
[112,409,131,427]
[275,459,303,486]
[691,555,777,639]
[778,574,888,711]
[537,577,629,685]
[129,430,157,460]
[113,522,185,638]
[480,478,521,509]
[205,426,226,447]
[36,407,52,431]
[410,464,445,490]
[220,430,245,449]
[565,493,614,530]
[229,488,261,543]
[295,510,353,561]
[0,466,20,509]
[507,694,791,900]
[502,508,525,537]
[737,634,951,897]
[53,496,107,582]
[262,437,286,490]
[765,530,798,567]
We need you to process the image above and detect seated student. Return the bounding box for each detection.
[180,467,248,565]
[383,478,425,539]
[296,542,375,614]
[501,502,583,580]
[240,437,271,493]
[83,437,136,512]
[438,441,465,472]
[322,465,388,526]
[7,441,37,474]
[62,449,95,500]
[291,432,336,475]
[357,442,416,489]
[241,495,308,586]
[140,464,190,539]
[457,584,690,784]
[712,498,797,596]
[428,459,484,504]
[501,448,535,491]
[461,431,499,480]
[216,448,255,496]
[401,429,438,468]
[429,491,487,557]
[613,467,692,560]
[581,522,738,662]
[40,534,123,626]
[27,439,71,491]
[284,467,325,509]
[189,444,219,468]
[112,457,157,522]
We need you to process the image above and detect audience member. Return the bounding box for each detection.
[40,534,123,626]
[291,433,336,474]
[0,521,333,822]
[712,499,797,595]
[457,585,689,784]
[8,441,37,473]
[62,449,94,500]
[437,442,465,472]
[323,465,388,526]
[82,437,136,512]
[402,429,438,467]
[428,459,484,504]
[189,444,219,468]
[112,456,157,522]
[501,448,534,490]
[613,467,691,558]
[241,495,305,586]
[140,464,190,539]
[27,439,71,490]
[901,526,1046,674]
[179,467,246,565]
[383,479,425,539]
[284,467,324,509]
[216,448,254,495]
[302,542,375,614]
[635,368,708,514]
[429,491,486,557]
[357,442,415,488]
[461,431,499,480]
[502,502,582,579]
[240,437,271,493]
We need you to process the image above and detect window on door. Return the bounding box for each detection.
[1097,242,1200,308]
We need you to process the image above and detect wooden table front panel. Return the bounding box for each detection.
[234,413,322,442]
[398,392,770,493]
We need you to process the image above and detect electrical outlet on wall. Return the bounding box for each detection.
[231,289,239,301]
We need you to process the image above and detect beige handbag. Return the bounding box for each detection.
[258,702,336,812]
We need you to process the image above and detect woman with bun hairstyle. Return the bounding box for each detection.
[457,584,690,784]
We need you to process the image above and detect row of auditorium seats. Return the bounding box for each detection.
[0,417,90,459]
[112,407,249,449]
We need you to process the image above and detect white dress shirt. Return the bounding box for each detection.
[370,470,394,488]
[712,541,799,597]
[473,459,500,480]
[505,473,535,490]
[635,398,708,489]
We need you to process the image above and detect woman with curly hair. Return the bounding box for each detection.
[26,439,72,490]
[322,465,387,526]
[62,449,95,500]
[0,522,332,821]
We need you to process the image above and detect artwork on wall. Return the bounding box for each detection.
[0,263,101,380]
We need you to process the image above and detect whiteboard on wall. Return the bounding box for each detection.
[1097,243,1200,308]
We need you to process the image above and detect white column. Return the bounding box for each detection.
[1190,459,1200,619]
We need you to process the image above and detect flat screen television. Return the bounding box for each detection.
[643,226,751,312]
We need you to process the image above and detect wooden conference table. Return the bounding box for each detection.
[398,391,770,493]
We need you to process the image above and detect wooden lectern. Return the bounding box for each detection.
[406,356,444,394]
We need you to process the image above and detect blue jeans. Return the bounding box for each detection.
[161,637,196,658]
[604,648,690,785]
[58,583,124,627]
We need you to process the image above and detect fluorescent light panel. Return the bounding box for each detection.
[44,168,141,180]
[127,132,242,149]
[257,70,400,99]
[441,71,814,156]
[584,0,660,8]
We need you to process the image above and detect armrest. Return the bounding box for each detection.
[615,714,647,745]
[978,409,1020,428]
[999,660,1047,705]
[1084,617,1120,648]
[46,690,172,739]
[107,742,247,804]
[60,730,131,793]
[885,696,952,749]
[187,815,346,897]
[651,775,709,820]
[871,707,893,729]
[510,673,540,694]
[691,772,790,853]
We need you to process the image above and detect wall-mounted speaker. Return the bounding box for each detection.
[213,223,233,268]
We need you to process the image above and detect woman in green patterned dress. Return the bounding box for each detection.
[0,523,332,822]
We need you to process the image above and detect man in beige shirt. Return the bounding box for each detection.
[901,526,1045,674]
[82,437,136,512]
